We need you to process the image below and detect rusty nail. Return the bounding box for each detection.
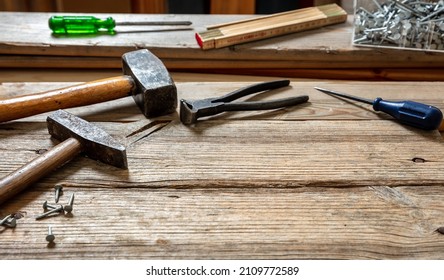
[54,184,63,203]
[1,214,16,228]
[0,214,12,225]
[36,205,64,220]
[64,193,75,214]
[3,217,17,228]
[46,226,55,242]
[43,201,58,211]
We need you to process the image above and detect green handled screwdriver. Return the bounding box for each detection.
[314,87,443,131]
[49,15,192,34]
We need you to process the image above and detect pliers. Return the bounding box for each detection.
[180,80,309,125]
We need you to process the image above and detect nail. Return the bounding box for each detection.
[419,7,444,22]
[43,201,58,211]
[54,184,63,203]
[46,226,55,242]
[64,193,75,213]
[371,0,383,12]
[358,7,374,17]
[354,36,371,44]
[1,215,16,228]
[3,217,17,228]
[35,205,64,220]
[0,214,12,225]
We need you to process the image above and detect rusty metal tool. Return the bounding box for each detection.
[0,110,127,206]
[180,80,309,124]
[0,49,177,123]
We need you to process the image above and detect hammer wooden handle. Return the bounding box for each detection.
[0,76,135,123]
[0,138,82,205]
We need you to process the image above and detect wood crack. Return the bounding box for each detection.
[125,120,171,146]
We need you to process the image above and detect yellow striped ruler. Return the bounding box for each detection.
[196,4,347,50]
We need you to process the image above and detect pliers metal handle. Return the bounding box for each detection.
[180,80,309,125]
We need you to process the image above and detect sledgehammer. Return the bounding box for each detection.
[0,110,127,206]
[0,49,177,122]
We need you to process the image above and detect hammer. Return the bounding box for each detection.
[0,49,177,123]
[0,110,127,206]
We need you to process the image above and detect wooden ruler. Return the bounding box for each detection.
[196,4,347,50]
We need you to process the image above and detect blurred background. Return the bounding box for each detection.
[0,0,352,14]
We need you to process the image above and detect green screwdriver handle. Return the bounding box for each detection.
[49,16,116,34]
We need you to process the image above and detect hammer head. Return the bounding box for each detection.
[47,110,128,169]
[122,49,177,118]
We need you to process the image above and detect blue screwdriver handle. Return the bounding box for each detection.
[373,98,443,130]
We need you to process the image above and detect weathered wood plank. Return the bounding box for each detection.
[1,12,444,70]
[1,186,443,259]
[2,56,444,81]
[197,68,444,81]
[1,80,444,259]
[1,80,443,122]
[1,119,442,188]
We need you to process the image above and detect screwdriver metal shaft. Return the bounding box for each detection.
[315,87,374,104]
[315,87,443,131]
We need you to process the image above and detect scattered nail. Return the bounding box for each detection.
[54,184,63,203]
[35,205,64,220]
[46,226,55,243]
[3,217,17,228]
[43,201,58,211]
[0,214,12,225]
[1,215,16,228]
[64,193,75,214]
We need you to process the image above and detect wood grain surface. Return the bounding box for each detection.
[1,12,444,73]
[1,80,444,259]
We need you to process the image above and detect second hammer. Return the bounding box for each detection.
[0,49,177,123]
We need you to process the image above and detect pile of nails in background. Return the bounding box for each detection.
[353,0,444,51]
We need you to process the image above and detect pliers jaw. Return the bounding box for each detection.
[180,98,228,125]
[179,99,197,125]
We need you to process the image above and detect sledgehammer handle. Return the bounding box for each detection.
[0,138,82,205]
[0,76,135,123]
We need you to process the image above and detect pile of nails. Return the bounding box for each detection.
[36,185,75,220]
[354,0,444,50]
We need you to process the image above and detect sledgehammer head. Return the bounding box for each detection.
[47,110,128,169]
[122,49,177,118]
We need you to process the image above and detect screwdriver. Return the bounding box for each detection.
[314,87,443,131]
[49,15,192,34]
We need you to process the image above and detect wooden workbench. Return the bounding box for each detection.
[1,12,444,80]
[1,79,444,259]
